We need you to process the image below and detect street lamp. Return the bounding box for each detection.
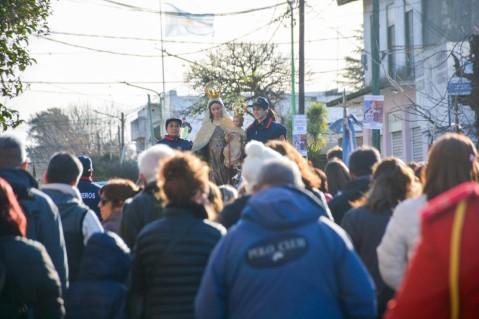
[288,0,297,116]
[121,81,164,146]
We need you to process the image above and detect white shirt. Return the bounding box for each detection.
[377,195,427,289]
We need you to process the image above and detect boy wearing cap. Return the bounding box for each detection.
[246,96,287,143]
[77,155,102,221]
[157,118,193,151]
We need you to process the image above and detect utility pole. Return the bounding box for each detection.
[120,112,125,154]
[371,0,381,151]
[288,0,296,116]
[470,34,479,138]
[159,0,167,120]
[298,0,305,114]
[121,81,163,144]
[147,94,156,146]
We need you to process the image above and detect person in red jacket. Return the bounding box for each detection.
[385,181,479,319]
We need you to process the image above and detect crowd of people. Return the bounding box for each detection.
[1,92,479,319]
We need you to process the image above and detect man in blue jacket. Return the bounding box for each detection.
[196,157,376,319]
[77,155,102,220]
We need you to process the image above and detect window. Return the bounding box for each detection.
[412,127,423,161]
[392,131,403,158]
[405,10,415,79]
[387,4,396,79]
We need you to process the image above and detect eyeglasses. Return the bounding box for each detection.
[100,198,110,205]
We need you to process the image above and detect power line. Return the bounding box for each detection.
[48,30,353,45]
[23,80,185,84]
[98,0,287,17]
[38,36,163,57]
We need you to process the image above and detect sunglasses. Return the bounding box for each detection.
[100,198,110,205]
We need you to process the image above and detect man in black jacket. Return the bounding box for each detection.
[0,133,69,291]
[118,144,174,249]
[328,146,380,224]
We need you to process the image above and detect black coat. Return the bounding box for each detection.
[0,235,64,319]
[118,182,163,249]
[328,176,371,224]
[129,202,226,319]
[341,206,395,317]
[216,195,251,230]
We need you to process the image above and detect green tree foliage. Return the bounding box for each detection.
[306,102,328,153]
[338,28,365,91]
[0,0,51,130]
[184,42,291,114]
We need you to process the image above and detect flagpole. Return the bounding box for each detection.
[159,0,167,121]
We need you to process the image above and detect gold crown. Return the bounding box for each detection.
[232,100,246,117]
[204,82,222,99]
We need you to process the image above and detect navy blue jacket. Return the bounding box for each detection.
[156,136,193,150]
[77,177,102,220]
[196,186,376,319]
[341,206,395,318]
[246,116,287,143]
[329,176,372,225]
[0,168,68,291]
[64,232,131,319]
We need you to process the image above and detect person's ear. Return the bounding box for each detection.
[21,160,28,170]
[252,184,262,194]
[43,172,49,184]
[71,177,80,187]
[138,173,147,186]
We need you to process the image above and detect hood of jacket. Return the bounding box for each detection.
[242,186,327,230]
[78,232,131,282]
[0,168,38,192]
[41,187,86,218]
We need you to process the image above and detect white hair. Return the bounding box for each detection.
[256,157,305,189]
[241,140,283,193]
[137,144,174,183]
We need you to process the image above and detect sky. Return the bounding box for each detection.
[4,0,363,139]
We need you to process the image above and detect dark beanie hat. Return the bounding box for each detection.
[78,155,93,172]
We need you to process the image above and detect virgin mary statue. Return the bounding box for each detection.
[192,83,234,185]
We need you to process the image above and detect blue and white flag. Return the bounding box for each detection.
[342,115,358,165]
[165,4,214,37]
[329,114,361,165]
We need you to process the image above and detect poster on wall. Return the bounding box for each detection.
[363,95,384,129]
[293,114,308,157]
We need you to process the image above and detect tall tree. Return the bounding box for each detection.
[0,0,51,130]
[338,28,366,91]
[306,102,328,152]
[184,42,291,114]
